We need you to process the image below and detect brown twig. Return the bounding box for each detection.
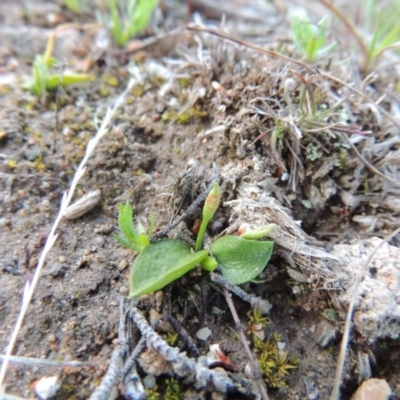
[330,227,400,399]
[222,288,269,400]
[318,0,368,62]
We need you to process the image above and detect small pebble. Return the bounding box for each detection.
[119,286,128,295]
[196,327,212,341]
[143,374,156,389]
[47,263,66,278]
[117,259,128,271]
[24,145,42,161]
[34,376,60,400]
[351,378,392,400]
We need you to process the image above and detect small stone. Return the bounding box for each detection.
[155,291,164,308]
[119,286,128,295]
[117,259,128,271]
[24,145,42,161]
[149,309,161,326]
[196,327,212,341]
[48,334,57,344]
[143,374,156,389]
[350,378,392,400]
[34,376,60,399]
[47,263,66,278]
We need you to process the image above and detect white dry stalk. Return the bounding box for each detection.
[330,226,400,400]
[0,78,135,395]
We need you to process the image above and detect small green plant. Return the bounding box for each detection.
[291,15,336,62]
[100,0,159,47]
[363,0,400,70]
[165,378,183,400]
[166,332,179,346]
[116,183,275,299]
[65,0,86,13]
[319,0,400,71]
[253,334,298,388]
[22,35,93,96]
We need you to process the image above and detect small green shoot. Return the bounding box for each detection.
[166,332,179,346]
[65,0,86,13]
[291,15,336,62]
[100,0,159,47]
[195,182,221,252]
[116,184,275,298]
[364,0,400,70]
[22,34,93,96]
[114,201,155,252]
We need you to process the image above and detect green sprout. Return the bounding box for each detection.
[291,15,336,62]
[364,0,400,70]
[65,0,86,13]
[116,183,275,298]
[319,0,400,71]
[99,0,159,47]
[22,34,93,96]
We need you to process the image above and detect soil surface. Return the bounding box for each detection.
[1,1,400,399]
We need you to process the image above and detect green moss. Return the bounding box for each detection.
[166,332,179,346]
[165,378,183,400]
[248,310,298,389]
[146,385,160,400]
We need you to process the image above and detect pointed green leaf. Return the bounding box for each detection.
[118,201,139,245]
[129,239,209,298]
[113,234,139,251]
[211,236,273,285]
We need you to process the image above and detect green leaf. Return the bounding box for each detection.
[46,72,94,90]
[118,202,139,244]
[211,236,273,285]
[130,0,159,36]
[129,239,209,298]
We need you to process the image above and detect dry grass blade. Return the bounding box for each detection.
[331,226,400,400]
[222,288,269,400]
[0,78,135,394]
[318,0,368,60]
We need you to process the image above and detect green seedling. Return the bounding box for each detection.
[319,0,400,71]
[291,15,336,62]
[22,34,93,96]
[100,0,159,47]
[116,183,275,298]
[364,0,400,70]
[65,0,86,13]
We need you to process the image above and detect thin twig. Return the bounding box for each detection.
[117,337,147,382]
[89,299,129,400]
[318,0,368,61]
[0,78,135,395]
[128,305,253,396]
[0,355,89,368]
[222,288,269,400]
[164,314,200,357]
[210,273,272,314]
[330,227,400,400]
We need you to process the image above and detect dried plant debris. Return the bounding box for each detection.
[156,24,400,234]
[219,162,340,283]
